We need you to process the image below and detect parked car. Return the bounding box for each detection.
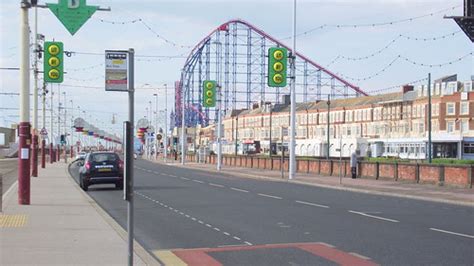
[78,152,124,191]
[75,151,87,161]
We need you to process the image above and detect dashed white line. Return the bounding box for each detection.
[191,217,197,221]
[295,200,329,209]
[348,210,399,223]
[429,228,474,239]
[257,193,282,200]
[233,236,241,240]
[180,177,190,180]
[316,242,335,248]
[169,174,177,177]
[214,227,221,232]
[192,180,204,184]
[198,220,204,224]
[244,241,253,246]
[206,224,212,228]
[223,232,230,236]
[209,183,225,188]
[231,187,249,193]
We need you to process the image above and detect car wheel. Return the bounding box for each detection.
[81,178,89,191]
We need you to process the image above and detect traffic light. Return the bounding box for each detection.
[202,80,216,108]
[44,41,64,83]
[268,47,287,87]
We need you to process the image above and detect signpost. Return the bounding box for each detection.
[105,49,135,266]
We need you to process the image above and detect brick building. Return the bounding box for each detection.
[219,78,474,159]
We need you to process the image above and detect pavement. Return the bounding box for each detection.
[153,158,474,207]
[0,161,159,266]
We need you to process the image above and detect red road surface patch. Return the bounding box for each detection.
[171,242,378,266]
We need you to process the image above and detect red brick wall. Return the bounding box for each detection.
[308,160,319,173]
[297,160,309,173]
[273,158,281,170]
[360,163,376,178]
[379,163,396,179]
[398,164,416,181]
[444,166,469,187]
[320,161,332,175]
[419,165,439,184]
[332,161,345,177]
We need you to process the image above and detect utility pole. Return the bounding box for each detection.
[31,4,39,177]
[327,94,331,159]
[57,85,61,161]
[427,73,432,163]
[18,0,32,205]
[217,85,222,171]
[50,84,54,163]
[41,82,46,168]
[70,99,74,158]
[288,0,297,180]
[63,92,67,163]
[181,72,186,165]
[126,48,135,266]
[164,84,168,162]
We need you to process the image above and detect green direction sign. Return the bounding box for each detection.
[47,0,98,35]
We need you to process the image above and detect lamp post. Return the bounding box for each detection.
[288,0,297,180]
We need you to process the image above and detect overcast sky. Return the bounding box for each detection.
[0,0,472,136]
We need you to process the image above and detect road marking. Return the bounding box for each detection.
[180,177,190,180]
[244,241,253,246]
[191,217,197,221]
[169,174,177,177]
[348,210,399,223]
[218,244,248,248]
[316,242,335,248]
[206,224,212,227]
[349,252,372,260]
[223,232,230,236]
[214,227,221,232]
[257,193,282,200]
[192,180,204,184]
[153,250,187,266]
[185,214,190,218]
[295,200,329,209]
[153,171,159,174]
[429,228,474,239]
[233,236,241,240]
[0,214,28,227]
[209,183,224,188]
[198,220,204,224]
[231,187,249,193]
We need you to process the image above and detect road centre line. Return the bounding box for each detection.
[209,183,225,188]
[429,228,474,239]
[180,177,190,180]
[349,252,372,260]
[192,180,204,184]
[348,210,399,223]
[231,187,249,193]
[257,193,282,200]
[295,200,329,209]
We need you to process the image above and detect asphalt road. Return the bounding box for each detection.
[69,159,474,266]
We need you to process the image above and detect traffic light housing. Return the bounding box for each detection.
[268,47,287,87]
[44,41,64,83]
[202,80,217,108]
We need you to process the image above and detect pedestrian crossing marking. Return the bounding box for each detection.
[0,214,28,227]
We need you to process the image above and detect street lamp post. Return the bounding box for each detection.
[289,0,297,180]
[164,84,168,162]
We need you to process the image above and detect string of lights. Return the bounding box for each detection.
[339,52,472,81]
[281,5,461,40]
[93,16,192,48]
[326,30,463,66]
[367,77,428,94]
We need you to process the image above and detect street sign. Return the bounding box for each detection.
[105,51,129,91]
[40,128,48,136]
[47,0,98,35]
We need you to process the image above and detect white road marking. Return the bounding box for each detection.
[191,217,197,221]
[233,236,241,240]
[231,187,249,193]
[185,215,190,218]
[258,193,282,200]
[169,174,177,177]
[244,241,253,246]
[206,224,212,227]
[180,177,190,180]
[349,252,372,260]
[429,228,474,239]
[348,210,399,223]
[209,183,225,188]
[295,200,329,209]
[214,227,221,232]
[223,232,230,236]
[192,180,204,184]
[218,244,248,248]
[316,242,335,248]
[198,220,204,224]
[153,171,159,174]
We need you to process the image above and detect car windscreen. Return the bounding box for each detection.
[90,153,118,163]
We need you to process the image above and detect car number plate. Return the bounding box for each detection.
[98,168,112,172]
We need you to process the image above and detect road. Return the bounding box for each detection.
[69,159,474,265]
[1,158,18,195]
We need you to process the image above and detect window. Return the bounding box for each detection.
[446,102,455,115]
[464,143,474,154]
[461,120,469,132]
[447,121,455,133]
[461,102,469,115]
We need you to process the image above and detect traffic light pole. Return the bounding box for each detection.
[126,48,135,266]
[181,73,186,165]
[217,86,222,171]
[18,0,31,205]
[164,84,168,162]
[41,82,46,169]
[288,0,297,180]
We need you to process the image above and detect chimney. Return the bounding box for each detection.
[252,102,259,110]
[402,85,414,94]
[281,94,291,105]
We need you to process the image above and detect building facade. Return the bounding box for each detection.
[218,79,474,159]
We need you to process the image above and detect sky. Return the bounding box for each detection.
[0,0,472,137]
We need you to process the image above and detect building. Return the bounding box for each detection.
[217,78,474,160]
